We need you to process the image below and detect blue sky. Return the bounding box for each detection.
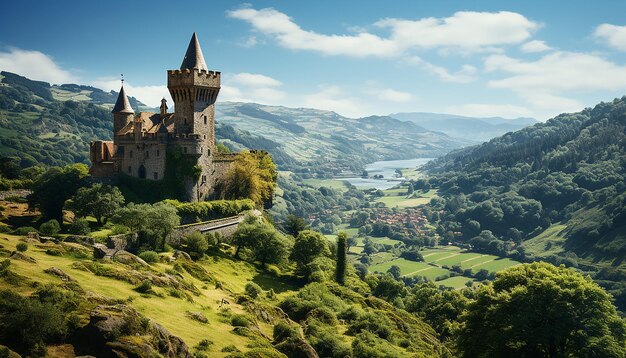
[2,0,626,120]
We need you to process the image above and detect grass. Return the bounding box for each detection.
[370,258,451,280]
[0,234,302,356]
[436,276,474,289]
[522,224,568,257]
[302,178,349,192]
[374,189,438,208]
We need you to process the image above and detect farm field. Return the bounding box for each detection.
[374,189,438,208]
[436,276,474,289]
[302,178,349,191]
[369,258,450,280]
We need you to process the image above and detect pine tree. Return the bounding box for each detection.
[335,232,347,285]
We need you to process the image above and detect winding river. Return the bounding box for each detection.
[339,158,434,190]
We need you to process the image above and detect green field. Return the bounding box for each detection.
[374,189,438,208]
[522,224,568,257]
[302,178,349,191]
[369,258,450,280]
[436,276,474,289]
[421,246,520,272]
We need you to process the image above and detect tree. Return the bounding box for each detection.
[232,218,291,266]
[290,230,330,273]
[28,164,89,223]
[283,215,309,237]
[39,219,60,236]
[406,183,414,196]
[335,232,347,285]
[111,202,180,252]
[181,231,209,259]
[66,183,124,225]
[387,265,401,280]
[220,151,277,205]
[456,262,626,357]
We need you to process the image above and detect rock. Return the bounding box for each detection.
[10,251,36,263]
[44,266,76,282]
[93,243,113,259]
[113,250,149,267]
[27,231,40,241]
[73,304,192,358]
[106,235,128,251]
[173,250,191,261]
[185,311,208,323]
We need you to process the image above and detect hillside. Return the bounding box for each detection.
[423,96,626,307]
[390,112,537,142]
[0,72,470,173]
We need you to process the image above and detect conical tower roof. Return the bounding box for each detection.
[180,32,208,71]
[112,85,134,114]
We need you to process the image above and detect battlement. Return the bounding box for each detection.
[167,69,221,89]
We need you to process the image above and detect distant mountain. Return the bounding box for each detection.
[214,102,472,175]
[390,111,538,142]
[0,72,471,172]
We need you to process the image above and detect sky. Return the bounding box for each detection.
[2,0,626,120]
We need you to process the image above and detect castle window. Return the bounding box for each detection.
[145,151,149,158]
[204,135,206,139]
[201,175,206,183]
[184,118,187,124]
[128,166,132,174]
[153,172,158,180]
[204,115,207,124]
[207,148,211,156]
[129,150,133,158]
[183,147,187,154]
[156,149,160,157]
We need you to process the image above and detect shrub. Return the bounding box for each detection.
[181,231,208,259]
[195,339,214,351]
[110,225,130,235]
[15,242,28,252]
[12,226,38,236]
[231,314,251,328]
[307,307,338,326]
[221,344,240,352]
[39,220,60,236]
[273,321,300,342]
[138,251,159,264]
[68,218,90,235]
[244,282,263,299]
[134,280,154,294]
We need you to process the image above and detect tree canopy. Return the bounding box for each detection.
[66,183,124,225]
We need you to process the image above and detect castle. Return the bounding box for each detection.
[89,33,237,202]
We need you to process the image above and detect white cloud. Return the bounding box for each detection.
[446,103,533,118]
[302,86,367,118]
[230,72,282,87]
[594,23,626,51]
[92,78,170,108]
[408,57,477,83]
[0,47,78,84]
[485,52,626,92]
[221,72,286,104]
[228,7,537,57]
[376,88,414,103]
[520,40,551,53]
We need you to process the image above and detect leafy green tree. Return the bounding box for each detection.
[335,232,347,285]
[232,218,291,266]
[111,202,180,251]
[67,218,90,235]
[290,230,330,274]
[457,262,626,357]
[28,164,89,223]
[283,215,309,237]
[66,183,124,225]
[221,151,277,205]
[387,265,401,280]
[181,231,209,259]
[406,183,414,196]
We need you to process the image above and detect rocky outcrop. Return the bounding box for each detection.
[112,251,149,267]
[9,251,36,263]
[72,304,192,358]
[44,266,75,282]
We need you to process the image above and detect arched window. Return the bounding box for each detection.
[138,165,146,179]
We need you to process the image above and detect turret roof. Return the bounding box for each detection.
[112,85,134,114]
[180,32,208,71]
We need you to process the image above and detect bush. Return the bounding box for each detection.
[134,280,154,294]
[39,220,60,236]
[195,339,214,351]
[181,232,208,259]
[12,226,38,236]
[68,218,90,235]
[245,282,263,299]
[307,307,338,326]
[231,314,251,327]
[273,321,300,342]
[138,251,159,264]
[15,242,28,252]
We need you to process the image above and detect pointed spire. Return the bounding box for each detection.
[180,32,208,71]
[112,85,134,114]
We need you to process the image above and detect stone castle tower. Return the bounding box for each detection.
[89,33,237,202]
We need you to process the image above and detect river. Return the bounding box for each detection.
[339,158,433,190]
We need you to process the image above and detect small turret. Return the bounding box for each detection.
[112,85,134,133]
[160,98,168,116]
